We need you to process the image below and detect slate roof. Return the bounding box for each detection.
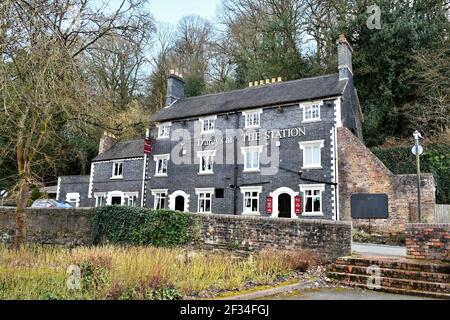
[152,73,347,122]
[92,140,143,162]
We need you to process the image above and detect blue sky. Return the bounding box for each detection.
[149,0,221,24]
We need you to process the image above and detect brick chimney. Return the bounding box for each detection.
[337,33,353,80]
[98,131,117,155]
[165,70,185,107]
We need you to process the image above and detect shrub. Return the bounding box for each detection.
[91,206,196,247]
[372,143,450,203]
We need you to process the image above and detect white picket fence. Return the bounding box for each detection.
[435,204,450,223]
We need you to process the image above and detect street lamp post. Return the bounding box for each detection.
[412,130,423,223]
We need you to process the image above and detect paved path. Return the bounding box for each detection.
[352,242,406,257]
[263,287,432,300]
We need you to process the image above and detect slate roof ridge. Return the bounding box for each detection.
[176,73,340,103]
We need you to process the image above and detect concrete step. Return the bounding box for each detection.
[338,281,450,300]
[336,256,450,274]
[328,272,450,294]
[330,264,450,284]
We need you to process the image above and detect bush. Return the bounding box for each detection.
[372,143,450,204]
[91,206,195,247]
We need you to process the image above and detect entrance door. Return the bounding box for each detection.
[175,196,185,211]
[278,193,291,218]
[111,196,122,205]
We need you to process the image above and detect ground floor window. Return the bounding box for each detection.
[299,184,325,216]
[240,186,262,214]
[94,193,107,207]
[195,188,214,213]
[151,189,167,209]
[125,192,138,207]
[66,193,80,207]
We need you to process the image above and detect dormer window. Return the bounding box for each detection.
[157,122,171,139]
[112,161,123,179]
[301,101,321,122]
[200,116,216,134]
[243,109,262,129]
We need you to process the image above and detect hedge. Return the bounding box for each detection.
[91,206,197,247]
[371,144,449,204]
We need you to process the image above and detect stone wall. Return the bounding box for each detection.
[191,213,352,259]
[405,223,450,261]
[337,127,436,234]
[0,207,94,246]
[0,207,351,259]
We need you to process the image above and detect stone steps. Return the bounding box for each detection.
[330,264,450,284]
[328,256,450,299]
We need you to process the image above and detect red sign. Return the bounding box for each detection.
[144,137,152,155]
[295,195,302,214]
[266,196,273,214]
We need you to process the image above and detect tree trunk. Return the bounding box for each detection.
[13,177,29,248]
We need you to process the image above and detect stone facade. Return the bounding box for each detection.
[337,126,436,233]
[406,223,450,261]
[57,175,91,207]
[0,207,351,259]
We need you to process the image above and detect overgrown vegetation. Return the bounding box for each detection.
[0,245,317,300]
[372,144,450,204]
[91,207,195,247]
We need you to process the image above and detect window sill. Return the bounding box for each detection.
[157,136,169,140]
[198,172,214,175]
[301,212,324,217]
[154,174,168,177]
[201,131,215,135]
[302,119,321,123]
[301,166,322,170]
[110,176,123,180]
[243,169,260,173]
[244,126,261,130]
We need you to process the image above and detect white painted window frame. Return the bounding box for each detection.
[156,122,171,139]
[66,192,80,207]
[125,192,139,207]
[299,184,325,216]
[197,150,216,175]
[300,100,322,123]
[151,189,168,209]
[153,154,170,176]
[241,145,263,172]
[240,186,262,215]
[111,161,124,179]
[299,140,324,169]
[94,192,107,208]
[199,115,217,134]
[195,188,214,213]
[243,108,262,129]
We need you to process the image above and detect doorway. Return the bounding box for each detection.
[175,196,185,211]
[111,196,122,205]
[278,193,291,218]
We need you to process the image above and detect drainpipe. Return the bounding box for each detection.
[233,112,240,215]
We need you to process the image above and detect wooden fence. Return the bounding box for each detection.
[435,204,450,223]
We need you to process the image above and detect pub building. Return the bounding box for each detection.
[143,34,361,220]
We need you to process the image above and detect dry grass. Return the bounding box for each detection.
[0,245,318,300]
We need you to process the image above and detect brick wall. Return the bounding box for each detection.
[337,127,436,234]
[0,207,351,259]
[405,223,450,261]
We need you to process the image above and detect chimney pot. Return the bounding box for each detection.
[272,78,276,83]
[259,80,264,85]
[277,77,282,82]
[265,79,270,84]
[254,81,259,87]
[249,82,253,87]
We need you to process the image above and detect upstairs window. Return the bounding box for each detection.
[112,162,123,178]
[243,109,262,128]
[299,140,324,169]
[241,145,263,172]
[302,102,321,122]
[200,116,216,134]
[154,154,170,176]
[157,122,171,139]
[197,150,215,174]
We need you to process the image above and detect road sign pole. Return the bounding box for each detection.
[414,133,422,223]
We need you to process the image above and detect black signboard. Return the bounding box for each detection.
[351,193,388,219]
